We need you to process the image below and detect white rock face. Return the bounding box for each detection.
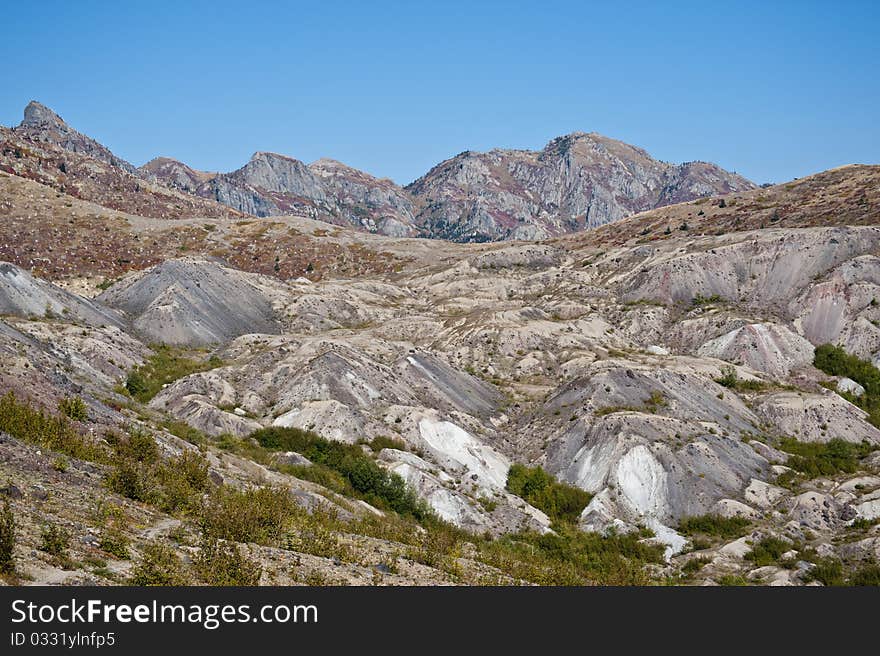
[712,499,761,520]
[837,377,866,397]
[417,416,509,491]
[853,489,880,521]
[616,444,668,517]
[744,479,786,509]
[645,345,669,356]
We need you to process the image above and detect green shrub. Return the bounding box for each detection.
[0,392,109,463]
[0,500,14,574]
[506,464,592,524]
[106,430,209,513]
[814,344,880,427]
[199,486,295,545]
[681,556,711,575]
[365,435,407,452]
[124,346,223,403]
[714,366,767,392]
[849,563,880,586]
[99,527,130,560]
[479,525,664,586]
[717,574,750,586]
[692,294,723,306]
[193,537,262,585]
[745,536,791,566]
[59,396,88,421]
[39,524,70,559]
[154,452,210,513]
[778,437,874,478]
[805,557,844,586]
[129,542,189,586]
[250,427,431,520]
[678,514,752,540]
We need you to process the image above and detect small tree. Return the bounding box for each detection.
[0,499,15,574]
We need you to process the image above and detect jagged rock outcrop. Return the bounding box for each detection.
[15,101,138,175]
[197,152,332,218]
[309,158,417,236]
[405,132,754,241]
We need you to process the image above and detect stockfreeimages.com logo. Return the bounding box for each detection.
[11,598,318,631]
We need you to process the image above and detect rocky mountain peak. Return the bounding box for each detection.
[14,100,138,175]
[21,100,68,130]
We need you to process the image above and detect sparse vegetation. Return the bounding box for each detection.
[59,396,88,421]
[678,514,752,540]
[814,343,880,427]
[250,427,431,520]
[0,392,109,463]
[777,437,874,479]
[39,523,70,557]
[595,390,668,417]
[364,435,408,453]
[714,366,767,392]
[745,536,791,567]
[193,537,262,585]
[105,429,210,513]
[505,464,592,524]
[199,485,296,545]
[0,500,15,574]
[124,346,223,403]
[478,525,665,586]
[692,294,723,306]
[129,541,190,586]
[850,562,880,586]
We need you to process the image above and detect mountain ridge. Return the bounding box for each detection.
[4,101,755,241]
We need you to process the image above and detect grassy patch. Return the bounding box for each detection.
[478,525,665,586]
[124,346,223,403]
[249,427,432,521]
[850,563,880,586]
[745,536,792,567]
[778,437,874,479]
[595,391,668,417]
[193,537,262,585]
[105,430,209,513]
[129,541,190,586]
[678,514,752,540]
[199,485,296,545]
[0,392,109,463]
[505,464,592,524]
[0,500,14,574]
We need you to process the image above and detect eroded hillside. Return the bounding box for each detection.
[1,164,880,587]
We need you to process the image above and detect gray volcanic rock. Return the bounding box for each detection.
[696,323,815,378]
[405,132,754,242]
[97,257,281,345]
[139,157,215,193]
[15,101,138,175]
[620,227,880,308]
[309,158,416,236]
[197,152,334,218]
[755,392,880,444]
[141,128,751,242]
[0,261,123,328]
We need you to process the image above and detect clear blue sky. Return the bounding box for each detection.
[2,0,877,185]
